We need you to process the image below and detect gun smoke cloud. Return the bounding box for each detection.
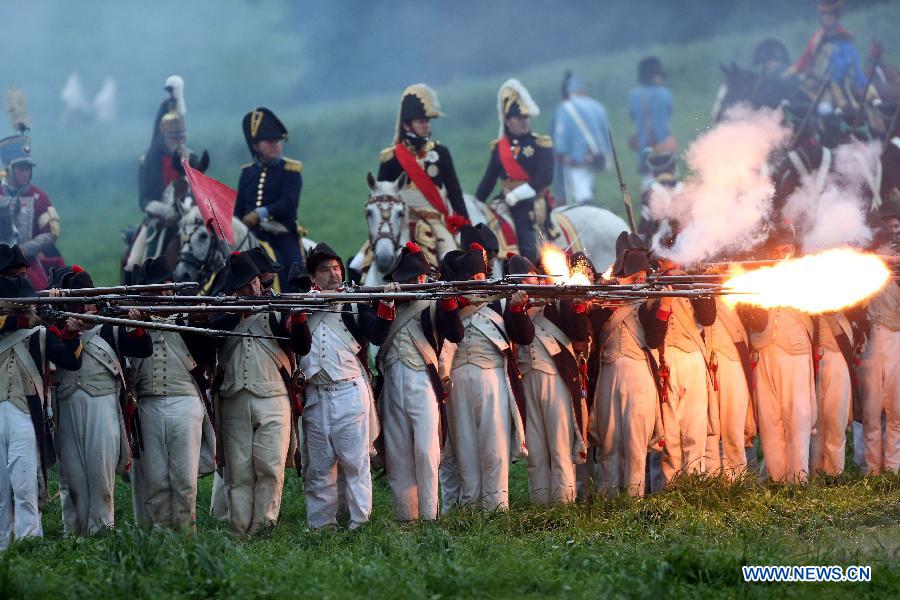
[782,140,879,252]
[649,104,791,265]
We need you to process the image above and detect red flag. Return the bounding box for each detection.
[182,160,236,245]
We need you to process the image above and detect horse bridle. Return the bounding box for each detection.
[366,194,405,247]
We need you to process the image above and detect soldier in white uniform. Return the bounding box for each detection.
[652,257,717,488]
[589,233,669,497]
[0,269,83,549]
[854,237,900,474]
[50,266,151,535]
[510,254,590,504]
[704,297,755,481]
[440,243,533,511]
[210,253,311,536]
[744,231,816,483]
[377,241,463,521]
[809,312,855,475]
[128,257,216,529]
[296,243,394,530]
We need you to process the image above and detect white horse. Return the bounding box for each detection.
[351,172,410,287]
[172,205,259,285]
[354,171,628,282]
[464,196,628,273]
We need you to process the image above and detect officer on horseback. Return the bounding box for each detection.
[235,107,303,289]
[475,79,553,263]
[378,84,470,259]
[0,91,65,290]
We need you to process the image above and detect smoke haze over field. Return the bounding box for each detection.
[1,0,889,126]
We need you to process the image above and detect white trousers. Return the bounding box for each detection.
[858,327,900,473]
[523,370,576,504]
[221,390,291,535]
[754,346,815,483]
[56,390,120,535]
[810,350,851,475]
[562,165,597,205]
[592,357,656,497]
[659,348,709,487]
[381,362,441,521]
[0,401,42,549]
[303,377,372,528]
[136,395,203,528]
[446,364,511,510]
[705,357,750,480]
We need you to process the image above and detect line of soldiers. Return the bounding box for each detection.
[2,195,897,546]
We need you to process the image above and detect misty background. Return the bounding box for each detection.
[2,0,898,282]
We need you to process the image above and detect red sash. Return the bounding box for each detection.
[497,136,531,182]
[393,143,448,217]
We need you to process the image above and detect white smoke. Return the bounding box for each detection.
[782,140,880,252]
[649,105,791,265]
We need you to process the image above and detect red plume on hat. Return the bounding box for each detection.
[71,264,85,273]
[470,243,485,252]
[405,241,421,254]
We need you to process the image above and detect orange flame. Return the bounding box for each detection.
[540,244,594,286]
[724,248,890,313]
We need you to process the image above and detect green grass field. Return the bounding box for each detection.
[5,3,900,597]
[1,464,898,597]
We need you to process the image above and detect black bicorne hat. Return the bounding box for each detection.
[48,265,73,289]
[386,242,432,283]
[134,257,174,286]
[612,231,651,277]
[878,198,900,221]
[245,246,282,274]
[444,243,488,280]
[289,242,345,290]
[503,254,537,276]
[0,244,29,274]
[223,252,261,293]
[61,266,94,290]
[459,224,499,256]
[0,274,35,299]
[569,251,596,277]
[242,107,288,156]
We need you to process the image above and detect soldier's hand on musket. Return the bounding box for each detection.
[65,316,87,333]
[126,308,145,321]
[46,288,63,298]
[510,290,529,308]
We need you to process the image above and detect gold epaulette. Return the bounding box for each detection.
[240,162,254,170]
[284,157,303,173]
[535,134,553,148]
[380,146,395,163]
[489,138,500,150]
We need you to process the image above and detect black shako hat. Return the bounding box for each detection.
[134,257,174,286]
[242,107,288,156]
[245,247,282,274]
[223,252,260,293]
[386,242,432,283]
[0,244,29,274]
[443,243,488,280]
[612,231,651,277]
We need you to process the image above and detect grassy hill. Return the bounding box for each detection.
[37,2,900,283]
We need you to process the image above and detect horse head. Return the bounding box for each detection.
[365,171,409,273]
[714,62,760,121]
[173,206,221,284]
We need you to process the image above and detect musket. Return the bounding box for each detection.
[52,311,289,341]
[607,128,638,234]
[787,78,831,150]
[36,282,200,297]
